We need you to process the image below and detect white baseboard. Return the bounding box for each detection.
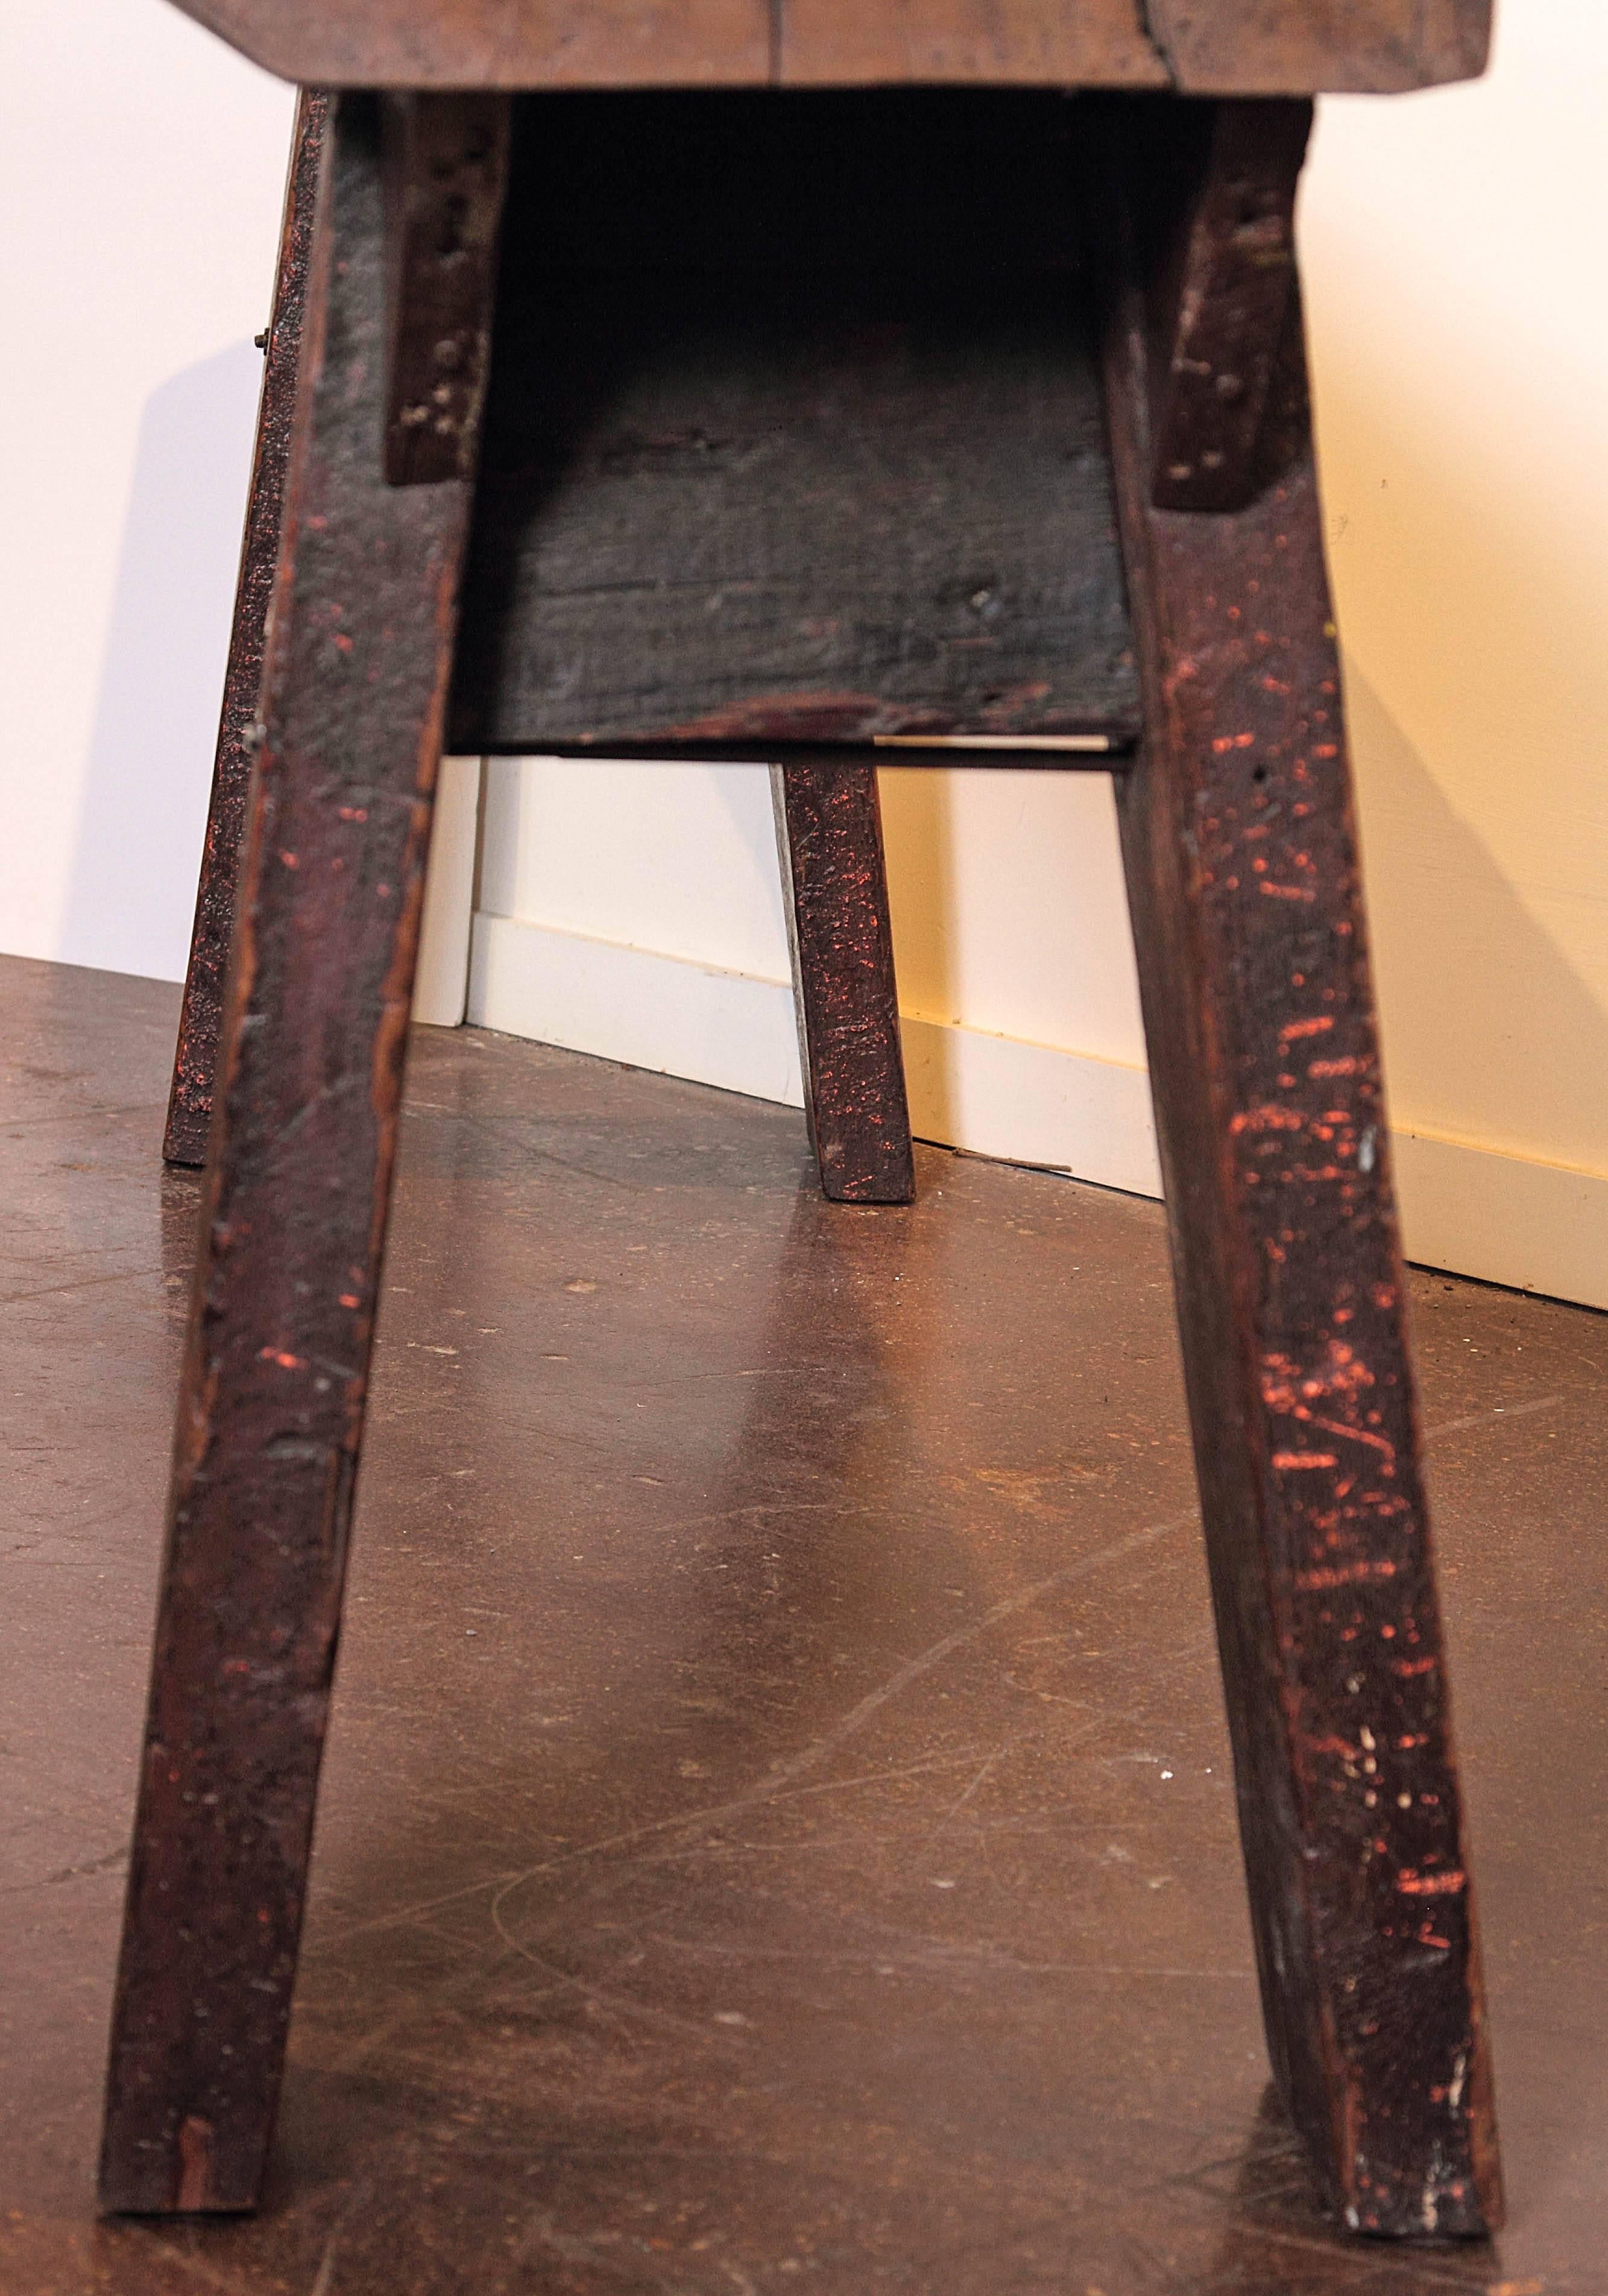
[469,911,1608,1310]
[412,755,481,1028]
[468,911,804,1108]
[1391,1128,1608,1310]
[897,1012,1162,1199]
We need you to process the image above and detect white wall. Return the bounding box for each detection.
[0,0,295,981]
[0,0,479,1025]
[1302,7,1608,1298]
[3,2,1604,1305]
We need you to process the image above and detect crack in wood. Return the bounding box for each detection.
[1133,0,1181,88]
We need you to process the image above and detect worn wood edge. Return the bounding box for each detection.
[163,89,332,1168]
[166,0,1492,93]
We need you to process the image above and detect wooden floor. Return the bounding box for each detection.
[2,951,1604,2293]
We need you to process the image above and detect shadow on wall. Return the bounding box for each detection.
[61,341,263,983]
[1308,309,1608,1184]
[1344,656,1608,1180]
[876,766,957,1034]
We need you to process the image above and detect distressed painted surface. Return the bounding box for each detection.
[101,93,506,2215]
[163,91,330,1170]
[1101,98,1501,2236]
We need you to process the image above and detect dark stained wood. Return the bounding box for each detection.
[380,92,510,485]
[447,93,1140,757]
[99,89,509,2215]
[772,761,914,1205]
[163,90,329,1168]
[166,0,1492,94]
[1096,96,1502,2238]
[1144,98,1311,513]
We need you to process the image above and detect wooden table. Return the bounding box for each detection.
[102,0,1504,2243]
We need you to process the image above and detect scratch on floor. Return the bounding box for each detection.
[744,1511,1195,1808]
[1426,1393,1560,1440]
[305,2176,371,2296]
[148,2235,248,2295]
[325,1509,1195,1951]
[922,1742,1018,1847]
[485,1904,739,2046]
[0,1266,159,1308]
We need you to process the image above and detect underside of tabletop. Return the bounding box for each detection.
[448,91,1141,760]
[169,0,1490,95]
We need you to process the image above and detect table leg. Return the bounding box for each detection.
[100,90,508,2213]
[773,757,914,1204]
[1099,95,1502,2238]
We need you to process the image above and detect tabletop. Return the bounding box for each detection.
[169,0,1491,96]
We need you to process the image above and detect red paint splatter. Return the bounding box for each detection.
[1397,1870,1466,1897]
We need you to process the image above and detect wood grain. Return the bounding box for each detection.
[163,92,329,1168]
[773,762,915,1204]
[169,0,771,89]
[776,0,1166,87]
[1097,96,1502,2238]
[166,0,1492,92]
[1144,0,1491,94]
[100,90,506,2215]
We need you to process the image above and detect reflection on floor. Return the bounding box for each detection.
[2,953,1603,2294]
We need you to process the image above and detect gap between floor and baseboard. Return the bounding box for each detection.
[467,910,1608,1311]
